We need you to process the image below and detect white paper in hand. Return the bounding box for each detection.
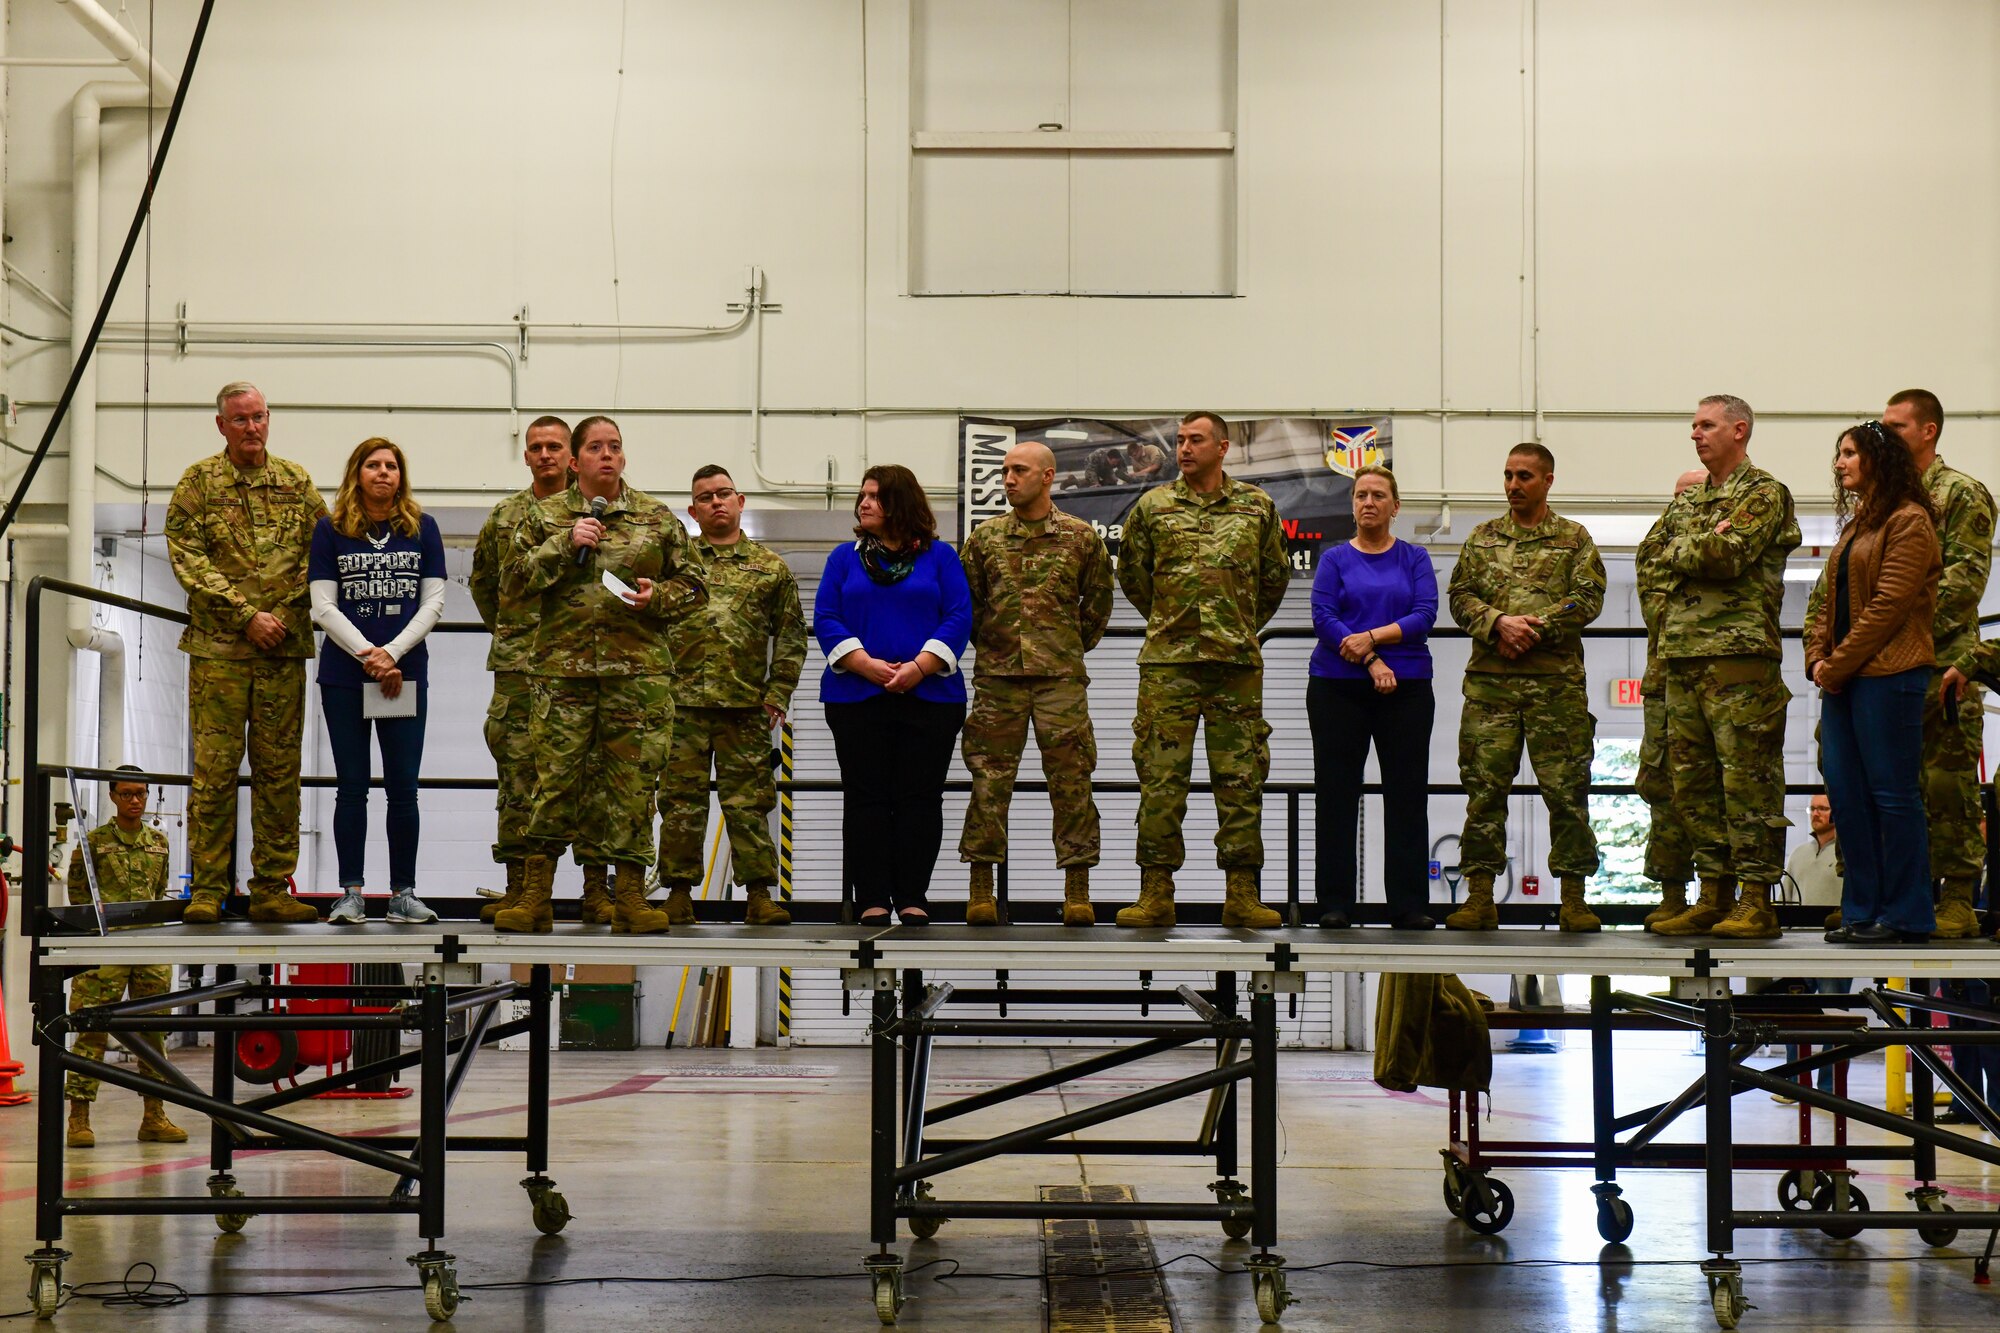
[363,683,419,719]
[601,568,639,604]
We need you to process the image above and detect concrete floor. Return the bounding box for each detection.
[3,1037,1997,1331]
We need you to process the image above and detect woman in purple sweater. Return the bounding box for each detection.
[815,465,972,925]
[1308,466,1439,928]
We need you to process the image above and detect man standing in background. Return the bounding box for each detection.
[1635,469,1710,930]
[1785,794,1843,912]
[1884,389,1994,940]
[1115,411,1291,929]
[1653,395,1802,939]
[958,442,1114,927]
[653,465,806,926]
[1444,444,1607,933]
[63,768,185,1149]
[165,382,328,924]
[471,416,610,927]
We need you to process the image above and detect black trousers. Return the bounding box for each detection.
[1307,676,1435,918]
[824,693,966,911]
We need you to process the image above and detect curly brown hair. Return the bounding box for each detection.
[1833,419,1936,533]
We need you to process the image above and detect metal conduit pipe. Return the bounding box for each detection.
[66,81,160,769]
[53,0,177,102]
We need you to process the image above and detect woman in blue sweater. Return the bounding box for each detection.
[816,465,972,924]
[1308,465,1439,929]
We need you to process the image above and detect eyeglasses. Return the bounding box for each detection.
[225,412,270,429]
[695,489,740,504]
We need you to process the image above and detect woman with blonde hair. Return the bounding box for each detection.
[308,437,448,925]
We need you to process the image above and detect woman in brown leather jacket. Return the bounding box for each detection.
[1806,420,1943,943]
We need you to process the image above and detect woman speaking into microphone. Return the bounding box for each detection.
[498,414,708,933]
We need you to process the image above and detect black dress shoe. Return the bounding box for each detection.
[1392,913,1436,931]
[1844,922,1928,944]
[1824,924,1858,943]
[1316,910,1351,929]
[897,908,932,927]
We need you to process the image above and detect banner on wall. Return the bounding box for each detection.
[957,414,1392,574]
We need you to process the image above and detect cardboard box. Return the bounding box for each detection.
[510,963,636,987]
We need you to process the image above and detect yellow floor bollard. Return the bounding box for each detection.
[1885,978,1907,1116]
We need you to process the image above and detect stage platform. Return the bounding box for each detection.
[37,920,2000,979]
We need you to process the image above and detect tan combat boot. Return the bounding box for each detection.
[1825,908,1844,931]
[579,865,618,926]
[66,1100,93,1149]
[1115,867,1177,928]
[744,882,791,926]
[182,888,225,926]
[495,855,556,933]
[1445,873,1499,931]
[1642,882,1688,932]
[248,879,319,924]
[1653,877,1734,936]
[1062,866,1095,927]
[965,863,999,927]
[662,884,698,925]
[610,864,672,935]
[1558,875,1601,933]
[137,1098,188,1143]
[1933,876,1981,940]
[481,860,525,924]
[1712,881,1780,940]
[1220,868,1282,929]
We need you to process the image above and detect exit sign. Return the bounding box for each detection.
[1610,679,1645,708]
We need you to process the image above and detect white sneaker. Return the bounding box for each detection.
[386,891,438,924]
[328,890,368,925]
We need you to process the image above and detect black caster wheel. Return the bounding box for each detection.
[1596,1195,1635,1243]
[1776,1169,1816,1212]
[1212,1181,1252,1238]
[1917,1203,1958,1248]
[1812,1182,1869,1240]
[906,1183,943,1240]
[1462,1177,1515,1235]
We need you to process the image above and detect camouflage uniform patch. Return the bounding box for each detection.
[64,820,172,1101]
[1132,664,1271,870]
[525,674,675,867]
[1455,674,1600,877]
[166,450,325,896]
[958,507,1112,868]
[1920,460,1994,880]
[960,676,1101,867]
[1655,462,1801,882]
[1120,477,1288,870]
[1448,511,1606,879]
[186,656,307,895]
[508,482,708,868]
[655,706,779,885]
[652,537,803,886]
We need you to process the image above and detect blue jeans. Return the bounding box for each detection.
[319,683,427,891]
[1821,668,1933,932]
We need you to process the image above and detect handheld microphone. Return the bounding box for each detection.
[575,495,608,566]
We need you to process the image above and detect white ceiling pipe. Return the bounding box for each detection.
[52,0,176,103]
[65,81,152,768]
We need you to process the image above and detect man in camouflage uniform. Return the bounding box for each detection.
[1634,470,1709,930]
[472,416,618,927]
[64,769,186,1148]
[165,382,328,924]
[1444,444,1607,933]
[1115,412,1290,929]
[1885,389,1994,940]
[500,415,707,933]
[958,442,1115,927]
[1653,395,1802,939]
[654,465,806,926]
